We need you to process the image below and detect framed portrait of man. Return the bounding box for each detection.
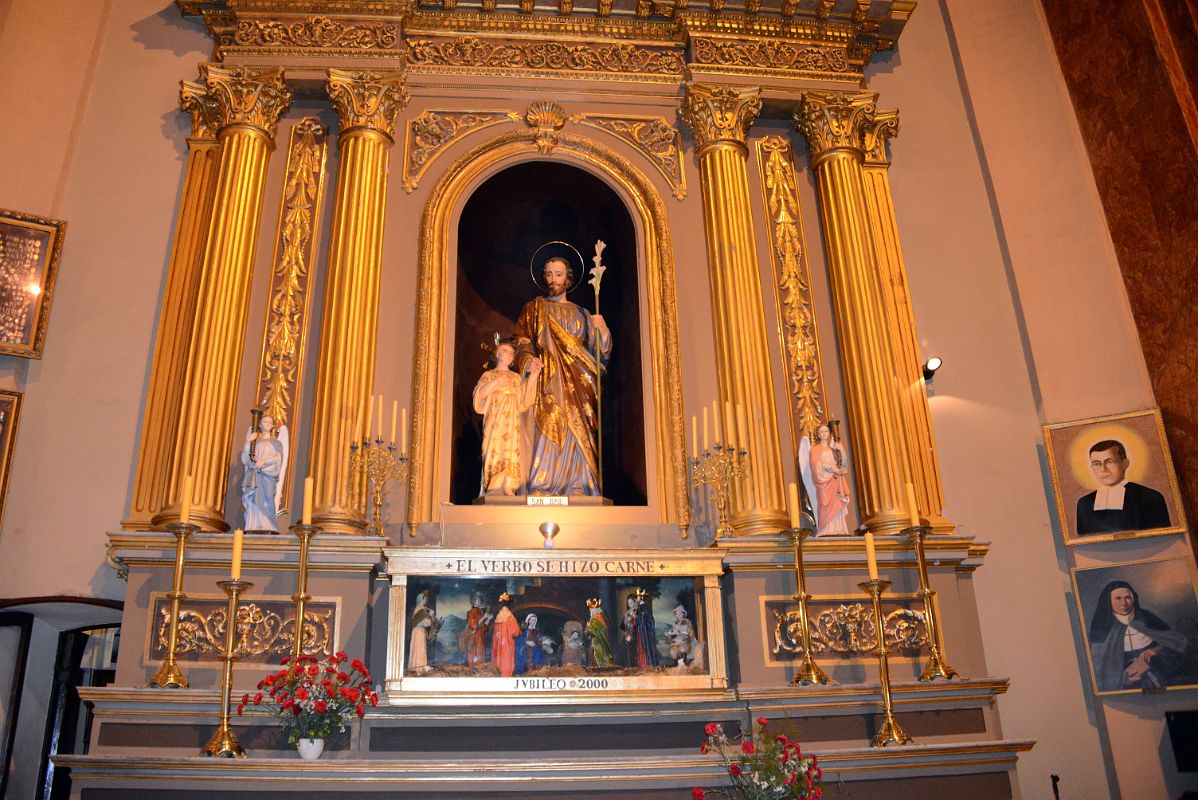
[0,208,67,358]
[1072,557,1198,696]
[1044,408,1186,545]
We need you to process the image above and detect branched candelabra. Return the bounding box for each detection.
[349,437,408,537]
[691,444,749,540]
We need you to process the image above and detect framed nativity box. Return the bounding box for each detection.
[382,548,728,699]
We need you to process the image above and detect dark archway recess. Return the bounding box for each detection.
[450,160,646,506]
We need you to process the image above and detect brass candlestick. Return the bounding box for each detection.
[290,523,318,662]
[859,578,912,747]
[147,521,197,688]
[349,437,408,536]
[691,445,749,539]
[202,579,252,758]
[787,527,835,686]
[904,525,960,681]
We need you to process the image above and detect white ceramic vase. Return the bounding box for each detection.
[296,737,325,760]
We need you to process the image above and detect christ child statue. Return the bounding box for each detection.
[473,338,541,496]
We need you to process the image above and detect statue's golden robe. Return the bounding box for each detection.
[472,367,537,494]
[514,296,611,496]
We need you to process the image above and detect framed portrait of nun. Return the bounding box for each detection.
[1044,408,1186,546]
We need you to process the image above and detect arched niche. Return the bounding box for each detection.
[408,128,687,536]
[451,160,645,507]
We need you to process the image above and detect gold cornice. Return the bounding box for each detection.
[794,88,875,165]
[219,14,403,57]
[326,68,409,139]
[688,36,856,79]
[199,64,293,140]
[405,35,685,78]
[406,11,679,41]
[679,82,761,154]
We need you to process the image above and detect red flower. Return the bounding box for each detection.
[704,723,720,736]
[360,667,372,681]
[292,665,304,675]
[253,692,263,704]
[370,693,379,707]
[281,697,294,709]
[699,743,709,754]
[728,764,741,777]
[781,753,789,764]
[811,766,821,780]
[346,687,360,703]
[307,664,320,677]
[333,651,347,663]
[292,705,302,716]
[783,772,796,786]
[356,704,366,718]
[280,655,291,664]
[326,666,337,673]
[741,741,755,755]
[236,703,244,716]
[241,693,250,704]
[337,672,350,683]
[314,700,327,713]
[294,687,309,701]
[351,658,366,673]
[327,684,338,698]
[691,789,705,800]
[811,789,822,799]
[756,716,768,727]
[775,734,788,744]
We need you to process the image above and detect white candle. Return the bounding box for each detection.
[231,528,244,580]
[180,474,193,524]
[702,407,709,452]
[712,401,721,445]
[787,482,801,530]
[390,399,398,444]
[724,400,734,447]
[302,476,313,526]
[864,532,879,581]
[364,396,374,442]
[376,395,383,440]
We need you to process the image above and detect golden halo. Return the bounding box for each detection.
[529,240,585,294]
[1068,423,1151,488]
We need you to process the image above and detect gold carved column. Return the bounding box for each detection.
[794,90,913,534]
[307,69,408,534]
[153,65,292,530]
[124,80,222,529]
[861,111,952,532]
[681,83,787,536]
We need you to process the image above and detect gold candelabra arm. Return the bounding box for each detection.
[349,440,410,537]
[903,525,961,681]
[690,445,750,540]
[147,522,198,689]
[787,527,835,686]
[858,578,912,747]
[202,579,253,758]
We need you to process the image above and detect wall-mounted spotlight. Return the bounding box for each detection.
[922,356,943,382]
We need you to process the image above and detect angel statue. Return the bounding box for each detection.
[799,421,852,537]
[240,409,288,533]
[473,336,541,496]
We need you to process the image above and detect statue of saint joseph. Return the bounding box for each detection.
[514,256,611,496]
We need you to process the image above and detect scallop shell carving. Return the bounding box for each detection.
[524,101,567,130]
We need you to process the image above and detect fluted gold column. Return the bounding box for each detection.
[123,81,222,529]
[860,111,952,533]
[795,91,914,534]
[308,69,408,533]
[152,65,292,531]
[681,83,787,536]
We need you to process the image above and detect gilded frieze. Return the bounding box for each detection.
[147,594,338,664]
[766,597,928,662]
[405,36,685,77]
[403,110,519,192]
[574,114,686,199]
[254,118,328,513]
[690,37,851,74]
[756,136,825,443]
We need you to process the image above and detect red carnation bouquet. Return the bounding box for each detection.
[692,718,822,800]
[238,652,379,744]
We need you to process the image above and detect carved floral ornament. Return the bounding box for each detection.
[405,36,684,77]
[679,83,763,152]
[179,80,223,139]
[198,64,293,140]
[326,68,410,140]
[229,15,401,51]
[793,89,878,160]
[690,38,851,75]
[863,108,900,165]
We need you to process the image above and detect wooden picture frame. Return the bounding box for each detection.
[1071,556,1198,696]
[0,208,66,358]
[1044,408,1186,545]
[0,390,21,530]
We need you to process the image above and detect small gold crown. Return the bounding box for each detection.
[498,592,512,603]
[634,587,649,598]
[586,597,602,608]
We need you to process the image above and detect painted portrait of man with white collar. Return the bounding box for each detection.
[1076,439,1170,535]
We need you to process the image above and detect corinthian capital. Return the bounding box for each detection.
[179,79,222,139]
[794,90,877,165]
[863,108,900,165]
[680,83,762,155]
[198,64,292,140]
[326,69,409,141]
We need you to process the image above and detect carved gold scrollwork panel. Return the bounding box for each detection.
[690,37,853,79]
[765,597,928,663]
[405,36,685,79]
[573,114,686,200]
[756,136,825,444]
[218,15,403,58]
[403,110,520,193]
[145,594,339,665]
[253,118,329,514]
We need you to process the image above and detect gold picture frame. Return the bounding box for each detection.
[0,390,22,530]
[1044,408,1186,545]
[0,208,66,358]
[1071,556,1198,696]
